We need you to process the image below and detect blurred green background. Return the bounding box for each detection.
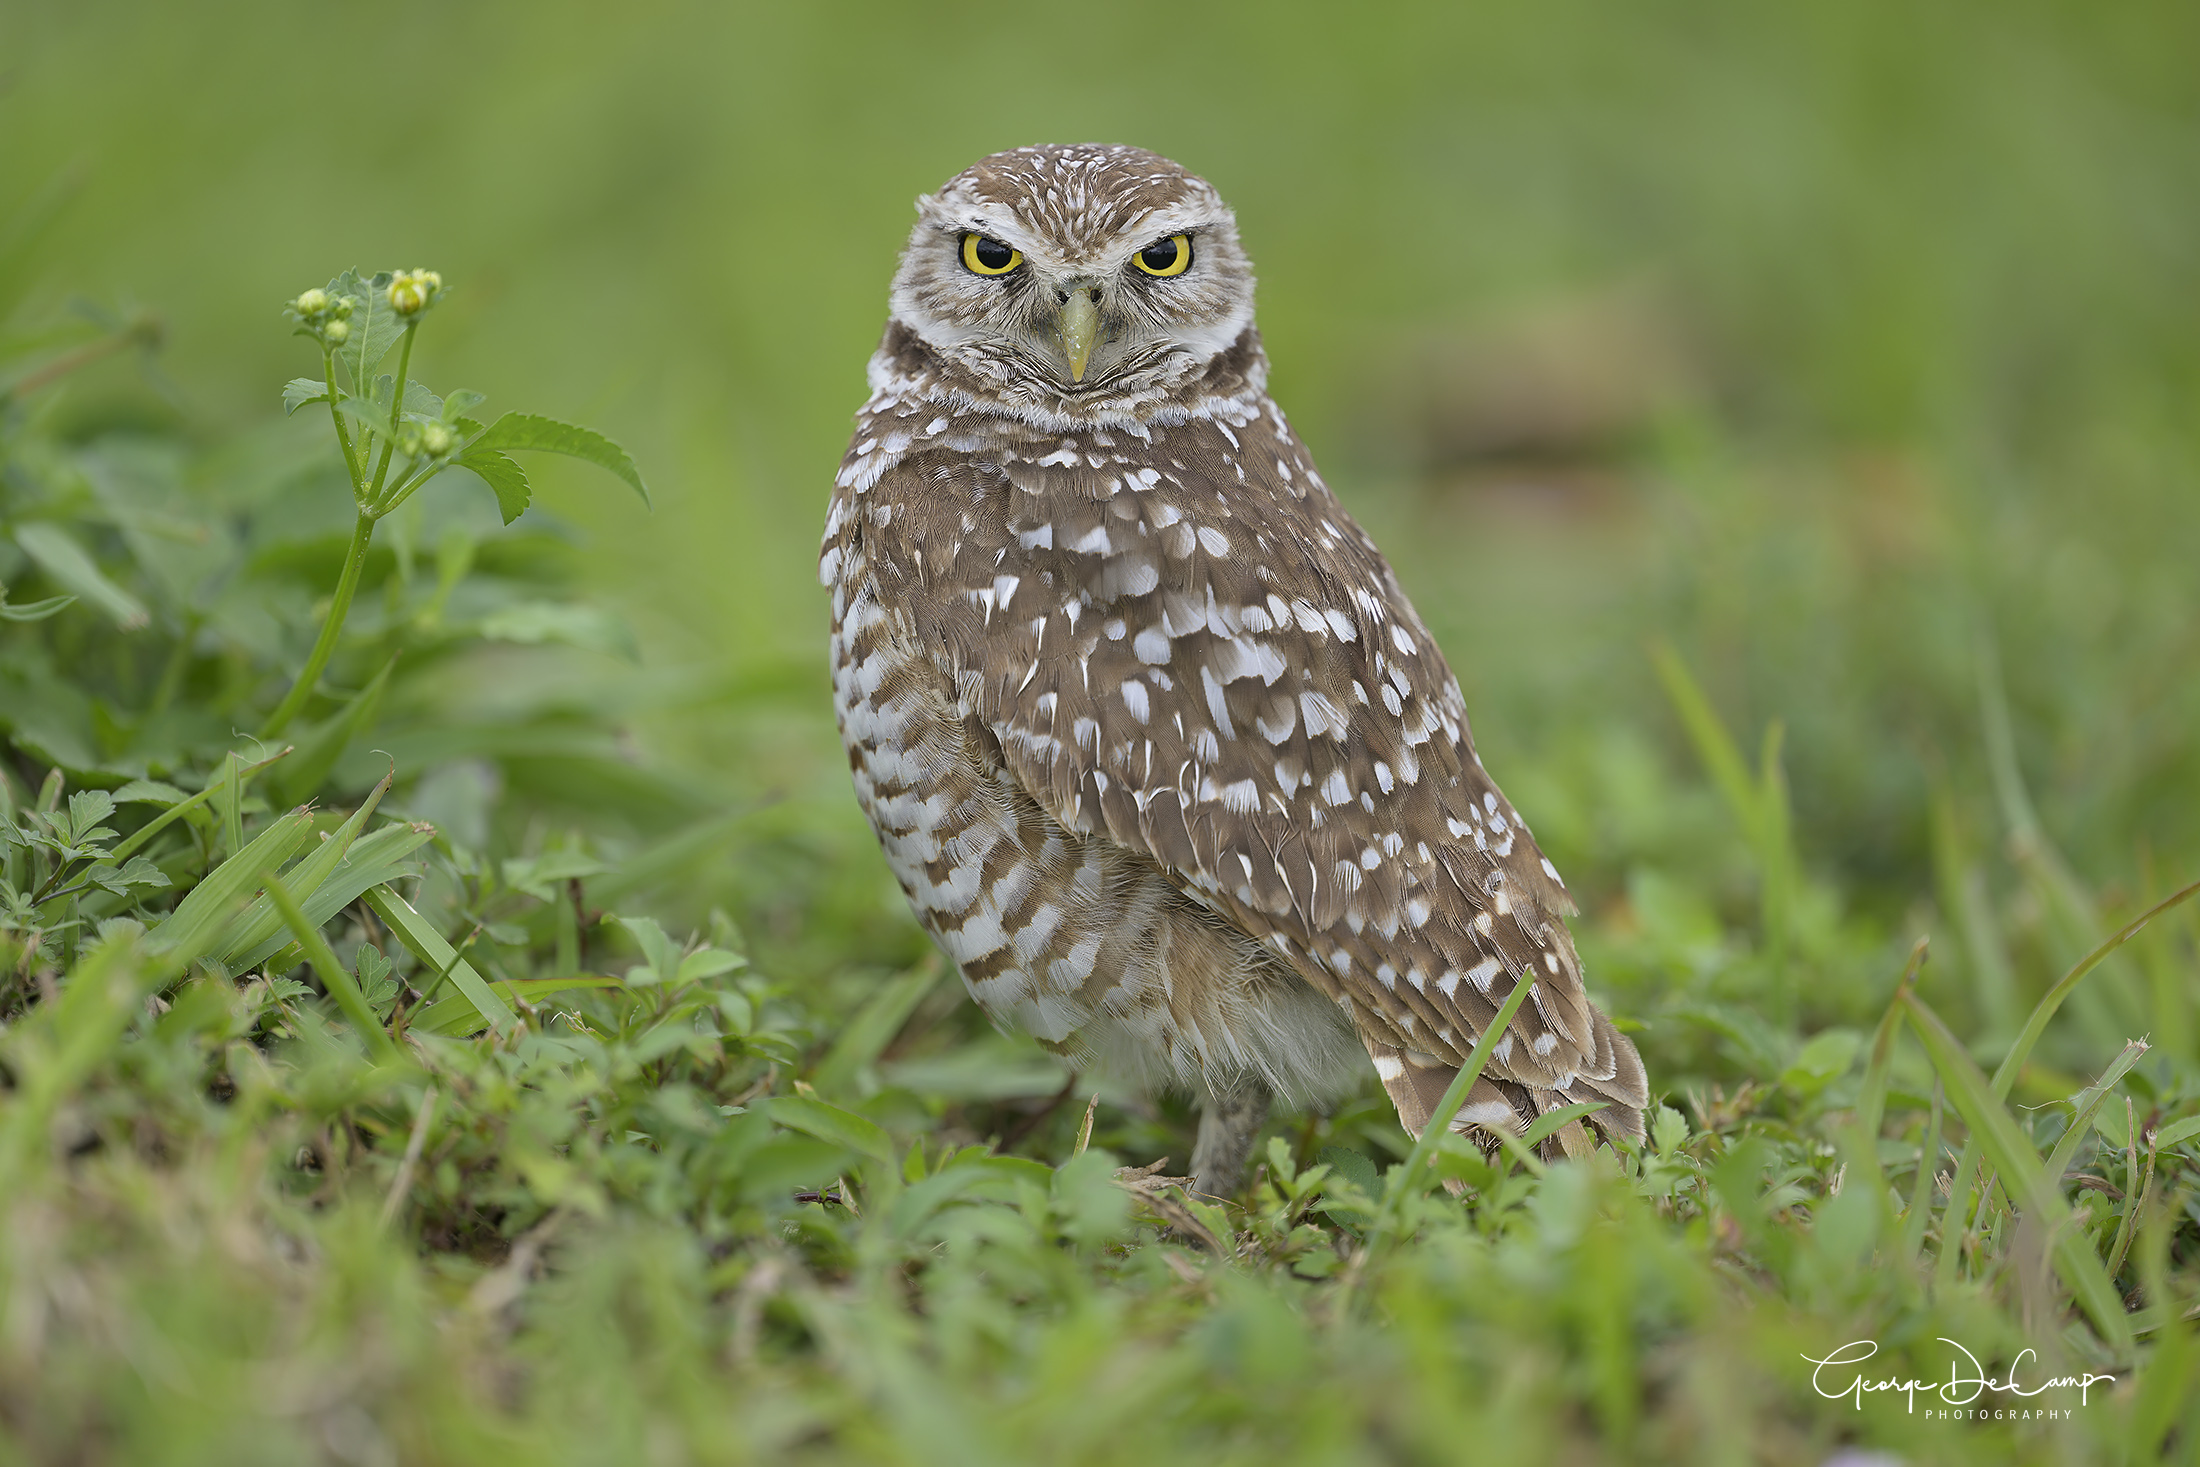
[5,0,2196,1022]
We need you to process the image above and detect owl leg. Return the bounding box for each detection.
[1189,1079,1272,1198]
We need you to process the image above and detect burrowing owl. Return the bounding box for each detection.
[822,144,1646,1195]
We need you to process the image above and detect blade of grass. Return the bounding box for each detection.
[2038,1038,2148,1189]
[360,885,516,1035]
[1756,719,1795,1000]
[2102,1102,2151,1283]
[1849,939,1926,1213]
[147,807,315,970]
[1361,971,1538,1256]
[1979,637,2145,1038]
[230,821,436,972]
[263,869,398,1063]
[213,773,391,967]
[811,955,941,1098]
[1936,877,2200,1290]
[1899,989,2132,1351]
[1651,642,1798,1017]
[1927,782,2019,1039]
[1649,640,1759,838]
[1992,878,2199,1101]
[2127,1200,2194,1454]
[105,746,292,866]
[1899,1079,1944,1263]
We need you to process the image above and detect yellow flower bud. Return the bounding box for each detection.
[292,287,330,318]
[322,318,351,344]
[387,269,442,317]
[331,295,355,320]
[421,422,454,456]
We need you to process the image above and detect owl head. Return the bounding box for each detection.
[885,145,1261,422]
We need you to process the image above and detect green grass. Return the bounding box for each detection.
[2,2,2199,1462]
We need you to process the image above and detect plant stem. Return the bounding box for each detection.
[364,324,417,508]
[147,611,200,716]
[376,459,448,517]
[261,511,376,738]
[323,345,364,490]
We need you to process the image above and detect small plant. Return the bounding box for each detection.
[265,268,650,737]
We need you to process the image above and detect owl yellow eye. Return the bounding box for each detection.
[961,234,1023,276]
[1133,234,1193,278]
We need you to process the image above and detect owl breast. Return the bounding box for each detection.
[826,472,1362,1104]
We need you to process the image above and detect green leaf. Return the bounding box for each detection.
[230,822,433,973]
[474,601,634,657]
[441,388,486,421]
[454,447,531,523]
[361,885,516,1034]
[1518,1100,1609,1150]
[1317,1145,1380,1200]
[475,413,650,507]
[281,377,330,415]
[675,948,745,983]
[767,1095,895,1167]
[111,780,189,807]
[615,915,682,985]
[11,523,149,631]
[334,395,388,438]
[2152,1113,2200,1152]
[356,943,396,1014]
[1780,1028,1863,1096]
[86,856,170,897]
[67,789,116,836]
[501,850,606,900]
[329,269,404,387]
[373,375,444,423]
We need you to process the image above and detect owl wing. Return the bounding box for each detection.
[860,400,1635,1104]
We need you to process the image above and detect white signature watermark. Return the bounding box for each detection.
[1802,1338,2114,1417]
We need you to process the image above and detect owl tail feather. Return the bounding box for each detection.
[1366,1016,1647,1169]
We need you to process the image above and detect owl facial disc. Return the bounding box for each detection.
[882,144,1260,422]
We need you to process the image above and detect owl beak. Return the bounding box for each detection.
[1057,287,1101,383]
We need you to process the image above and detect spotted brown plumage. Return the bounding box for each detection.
[823,144,1646,1193]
